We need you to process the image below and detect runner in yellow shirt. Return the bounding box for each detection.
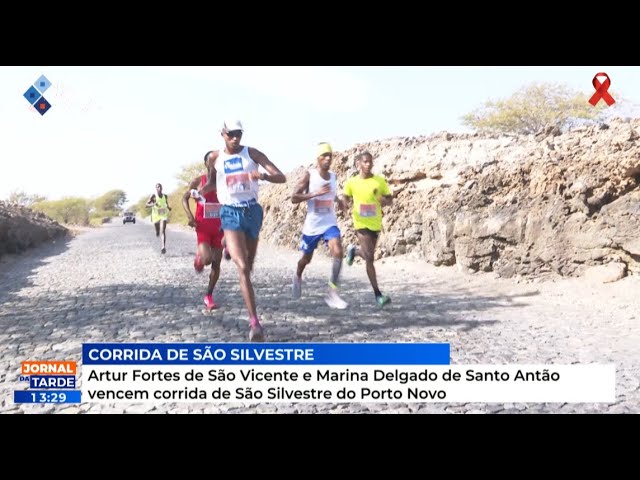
[341,151,393,306]
[146,183,172,254]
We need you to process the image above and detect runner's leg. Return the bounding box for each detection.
[246,236,259,274]
[207,248,223,295]
[221,204,265,341]
[293,250,313,299]
[224,230,259,320]
[327,236,344,286]
[356,230,381,295]
[203,246,222,310]
[296,251,314,278]
[325,235,348,309]
[160,220,167,253]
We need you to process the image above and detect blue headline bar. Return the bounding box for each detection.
[14,390,81,404]
[83,343,450,365]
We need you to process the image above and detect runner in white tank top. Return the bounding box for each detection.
[291,142,348,309]
[301,169,338,236]
[215,145,260,206]
[200,119,287,342]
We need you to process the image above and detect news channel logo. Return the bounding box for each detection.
[14,360,81,404]
[23,75,52,116]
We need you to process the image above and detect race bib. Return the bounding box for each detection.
[226,173,252,194]
[223,157,244,174]
[314,199,332,214]
[359,204,377,217]
[203,202,221,219]
[157,207,167,216]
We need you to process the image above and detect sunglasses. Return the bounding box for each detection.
[225,130,243,138]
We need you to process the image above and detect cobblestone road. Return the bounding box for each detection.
[1,221,638,414]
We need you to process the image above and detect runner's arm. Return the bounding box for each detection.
[335,192,349,212]
[145,194,156,207]
[182,177,201,223]
[291,171,329,203]
[377,192,393,207]
[375,180,393,206]
[249,148,286,184]
[201,151,219,195]
[339,194,352,206]
[338,182,352,209]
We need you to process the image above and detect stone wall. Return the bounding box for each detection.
[259,118,640,280]
[0,201,68,259]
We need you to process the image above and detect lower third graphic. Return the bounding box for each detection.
[23,74,52,116]
[14,360,81,404]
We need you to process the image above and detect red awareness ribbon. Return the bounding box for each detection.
[589,72,615,106]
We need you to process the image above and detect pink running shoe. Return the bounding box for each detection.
[249,323,265,342]
[204,294,218,310]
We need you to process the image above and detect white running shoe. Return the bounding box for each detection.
[324,288,348,309]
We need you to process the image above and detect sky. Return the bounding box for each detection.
[1,66,639,206]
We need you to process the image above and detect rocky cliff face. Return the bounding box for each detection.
[0,201,68,259]
[259,118,640,281]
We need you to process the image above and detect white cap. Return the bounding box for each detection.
[222,119,244,132]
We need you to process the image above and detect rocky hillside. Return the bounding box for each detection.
[0,201,68,259]
[259,118,640,281]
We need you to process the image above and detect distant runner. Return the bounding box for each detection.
[340,151,393,306]
[291,142,348,309]
[146,183,172,254]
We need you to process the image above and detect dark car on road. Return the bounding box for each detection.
[123,212,136,224]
